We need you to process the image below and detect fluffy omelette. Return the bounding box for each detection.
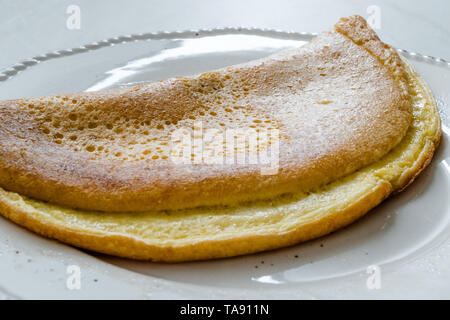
[0,16,441,261]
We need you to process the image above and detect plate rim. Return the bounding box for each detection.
[1,27,450,83]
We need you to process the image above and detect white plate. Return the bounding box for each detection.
[0,29,449,299]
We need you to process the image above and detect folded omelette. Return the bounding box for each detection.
[0,16,441,261]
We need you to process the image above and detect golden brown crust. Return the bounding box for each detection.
[0,16,441,262]
[334,15,410,97]
[0,39,441,263]
[0,15,412,212]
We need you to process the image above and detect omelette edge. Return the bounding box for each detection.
[0,57,442,262]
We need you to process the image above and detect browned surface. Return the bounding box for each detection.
[0,16,412,212]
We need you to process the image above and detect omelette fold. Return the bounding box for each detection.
[0,16,441,261]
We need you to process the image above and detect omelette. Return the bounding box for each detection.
[0,16,441,261]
